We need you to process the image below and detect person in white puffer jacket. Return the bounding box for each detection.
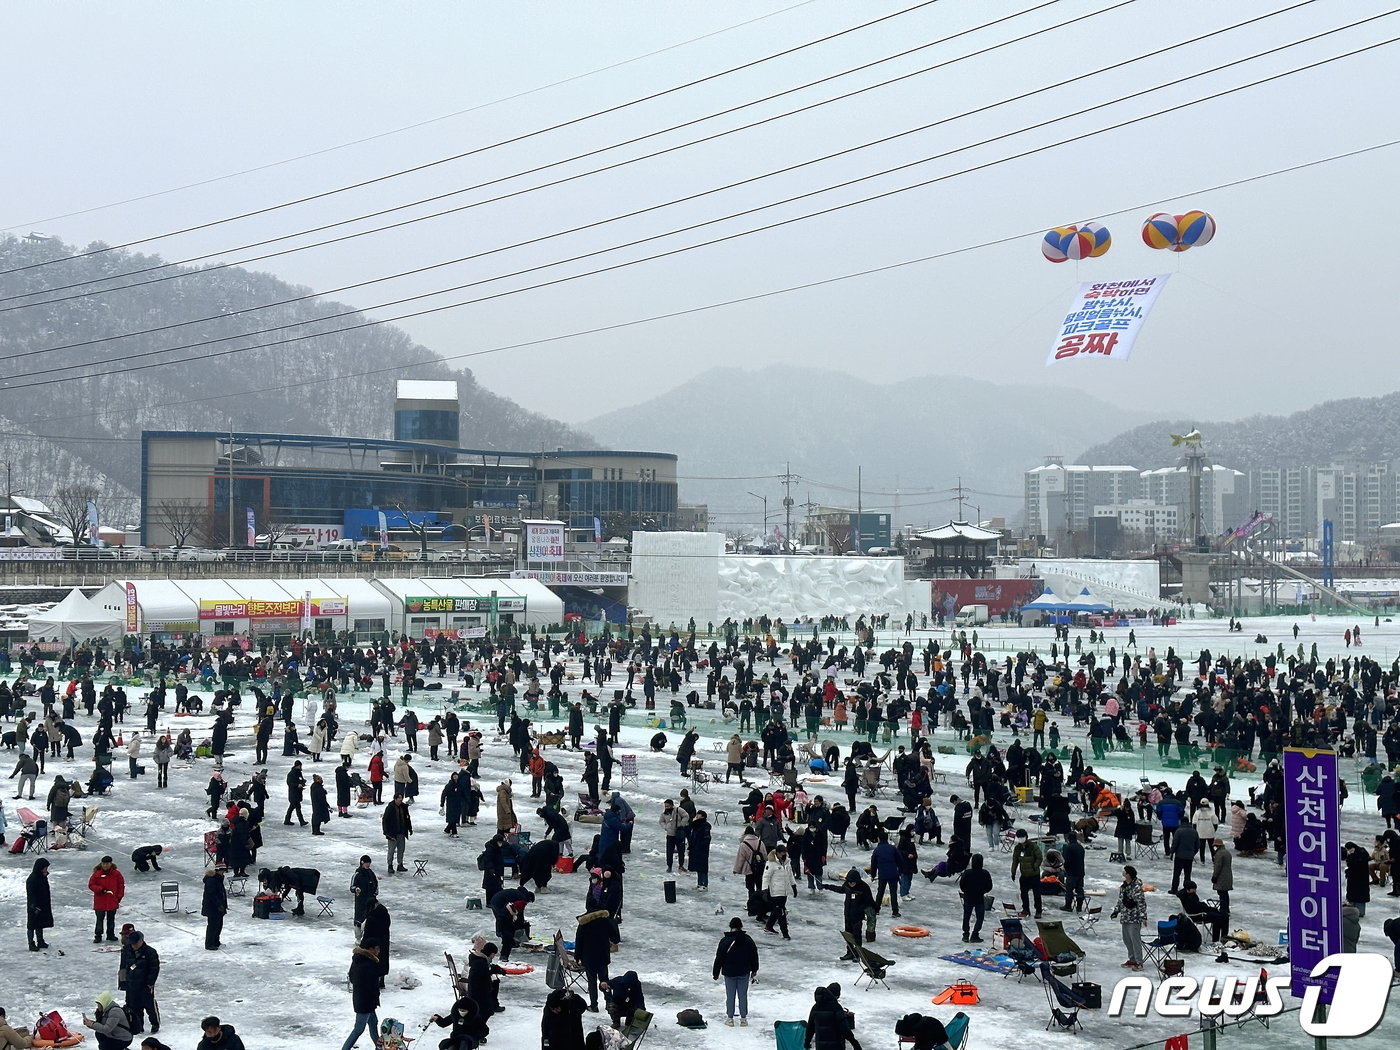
[762,845,796,939]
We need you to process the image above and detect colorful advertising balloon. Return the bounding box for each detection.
[1141,210,1216,252]
[1041,222,1112,263]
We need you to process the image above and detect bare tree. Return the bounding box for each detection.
[824,518,853,555]
[724,528,755,550]
[395,504,432,560]
[154,500,205,549]
[52,483,101,546]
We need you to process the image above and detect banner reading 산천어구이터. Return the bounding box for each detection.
[1046,274,1170,365]
[1283,747,1342,1001]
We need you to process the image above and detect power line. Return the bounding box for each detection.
[1,130,1393,425]
[0,0,1085,314]
[0,0,820,233]
[6,20,1393,389]
[0,0,943,278]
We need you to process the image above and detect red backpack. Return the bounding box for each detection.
[35,1011,71,1041]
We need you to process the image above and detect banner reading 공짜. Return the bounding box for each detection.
[1046,274,1170,365]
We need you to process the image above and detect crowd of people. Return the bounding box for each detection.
[3,617,1400,1047]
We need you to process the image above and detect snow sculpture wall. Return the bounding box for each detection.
[628,532,723,627]
[716,555,908,620]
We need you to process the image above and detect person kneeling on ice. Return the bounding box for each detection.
[83,991,132,1050]
[427,996,489,1050]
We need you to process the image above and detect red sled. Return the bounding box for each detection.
[553,857,576,874]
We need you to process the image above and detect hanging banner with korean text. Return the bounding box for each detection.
[124,582,139,633]
[1283,747,1341,1001]
[1046,274,1170,365]
[525,521,565,562]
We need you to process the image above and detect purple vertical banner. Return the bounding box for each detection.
[1282,747,1341,1001]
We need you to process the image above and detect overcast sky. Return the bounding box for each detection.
[3,0,1397,426]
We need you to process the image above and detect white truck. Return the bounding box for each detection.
[954,603,990,626]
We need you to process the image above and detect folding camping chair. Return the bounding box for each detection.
[76,805,99,836]
[862,764,888,799]
[1073,906,1102,936]
[619,1008,654,1050]
[203,830,220,866]
[444,951,469,998]
[774,1020,808,1050]
[160,881,180,913]
[551,929,588,992]
[1035,919,1086,980]
[1040,961,1086,1032]
[840,931,895,990]
[1143,918,1179,976]
[24,819,49,853]
[689,760,713,793]
[897,1010,971,1050]
[619,754,640,789]
[1133,824,1160,859]
[996,918,1041,981]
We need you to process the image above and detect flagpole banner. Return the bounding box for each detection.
[377,510,389,550]
[245,507,256,547]
[86,500,100,543]
[1046,274,1170,365]
[124,582,139,633]
[1283,747,1342,1001]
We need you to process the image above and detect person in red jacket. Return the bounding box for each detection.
[368,752,386,805]
[89,855,126,942]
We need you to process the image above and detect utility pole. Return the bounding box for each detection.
[746,491,768,538]
[954,476,968,520]
[226,429,236,549]
[781,461,797,552]
[856,466,863,554]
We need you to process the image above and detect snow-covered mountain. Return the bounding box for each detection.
[1079,392,1400,471]
[581,365,1151,522]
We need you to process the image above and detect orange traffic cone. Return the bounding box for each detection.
[116,732,123,747]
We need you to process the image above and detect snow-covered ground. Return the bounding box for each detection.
[3,613,1399,1049]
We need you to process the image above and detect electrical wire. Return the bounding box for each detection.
[0,0,943,277]
[0,130,1393,423]
[0,1,1075,310]
[5,20,1394,390]
[0,0,1311,339]
[0,0,820,233]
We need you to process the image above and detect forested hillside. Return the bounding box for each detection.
[0,234,591,518]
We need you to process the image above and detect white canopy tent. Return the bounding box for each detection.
[27,588,124,644]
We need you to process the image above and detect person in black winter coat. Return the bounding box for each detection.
[26,857,52,951]
[362,899,392,988]
[202,869,228,951]
[712,917,760,1024]
[517,839,560,892]
[689,812,713,890]
[573,908,620,1010]
[541,988,586,1050]
[310,775,331,835]
[805,984,861,1050]
[429,995,489,1050]
[824,868,877,958]
[335,764,352,818]
[343,941,382,1050]
[467,943,506,1019]
[488,887,534,963]
[538,805,572,851]
[957,854,993,941]
[602,969,645,1029]
[351,856,379,929]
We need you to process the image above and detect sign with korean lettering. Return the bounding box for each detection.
[200,599,318,620]
[1046,274,1170,365]
[124,582,139,633]
[525,521,566,562]
[1283,747,1342,1000]
[403,596,525,614]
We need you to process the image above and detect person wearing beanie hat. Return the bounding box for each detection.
[202,868,228,951]
[351,856,379,934]
[83,991,132,1049]
[89,856,125,944]
[124,929,161,1035]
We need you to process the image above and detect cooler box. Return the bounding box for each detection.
[554,856,576,874]
[253,894,284,919]
[1072,982,1102,1009]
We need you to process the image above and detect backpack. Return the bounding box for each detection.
[476,851,489,871]
[35,1011,71,1041]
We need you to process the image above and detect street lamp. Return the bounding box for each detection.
[746,491,769,540]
